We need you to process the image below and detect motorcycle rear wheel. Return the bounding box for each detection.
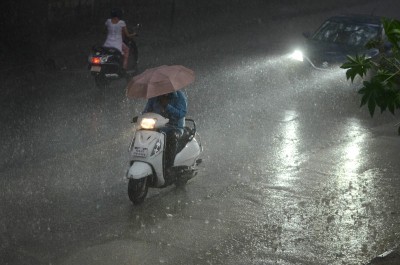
[128,178,148,204]
[94,75,108,89]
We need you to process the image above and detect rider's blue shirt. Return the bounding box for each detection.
[143,91,187,130]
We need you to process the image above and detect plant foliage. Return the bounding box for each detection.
[341,18,400,134]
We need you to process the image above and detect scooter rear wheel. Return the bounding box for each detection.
[128,178,148,204]
[175,171,196,188]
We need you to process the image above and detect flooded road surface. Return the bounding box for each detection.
[1,1,400,265]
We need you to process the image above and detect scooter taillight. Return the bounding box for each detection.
[91,57,101,65]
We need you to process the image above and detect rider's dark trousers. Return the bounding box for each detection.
[161,127,182,169]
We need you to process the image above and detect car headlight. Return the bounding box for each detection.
[140,118,156,129]
[290,50,304,62]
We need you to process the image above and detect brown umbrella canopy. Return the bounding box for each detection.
[126,65,195,99]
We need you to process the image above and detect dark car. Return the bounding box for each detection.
[289,14,389,71]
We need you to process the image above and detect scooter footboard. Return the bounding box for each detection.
[127,162,152,179]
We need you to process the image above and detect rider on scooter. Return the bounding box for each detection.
[103,7,136,70]
[142,91,188,168]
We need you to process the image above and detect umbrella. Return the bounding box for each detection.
[126,65,195,99]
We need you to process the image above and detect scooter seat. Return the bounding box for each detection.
[102,46,122,55]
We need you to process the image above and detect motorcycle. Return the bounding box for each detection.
[88,24,140,89]
[126,113,203,204]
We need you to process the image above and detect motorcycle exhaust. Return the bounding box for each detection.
[105,73,119,78]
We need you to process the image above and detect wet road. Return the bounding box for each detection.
[1,2,400,265]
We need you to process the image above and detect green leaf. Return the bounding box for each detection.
[388,101,395,114]
[358,79,387,117]
[343,17,400,133]
[383,18,400,50]
[341,54,371,82]
[382,87,400,115]
[368,96,376,116]
[360,93,368,107]
[396,93,400,107]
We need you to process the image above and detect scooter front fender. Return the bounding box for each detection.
[127,162,152,179]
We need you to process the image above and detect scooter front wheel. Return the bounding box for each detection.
[128,177,148,204]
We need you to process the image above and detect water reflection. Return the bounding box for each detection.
[338,118,367,180]
[334,118,370,255]
[343,137,362,174]
[275,110,299,186]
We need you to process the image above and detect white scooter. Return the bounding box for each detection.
[126,112,203,204]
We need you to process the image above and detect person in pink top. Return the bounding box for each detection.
[103,8,136,70]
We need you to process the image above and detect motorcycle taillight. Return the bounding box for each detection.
[91,57,101,64]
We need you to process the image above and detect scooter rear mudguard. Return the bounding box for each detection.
[174,138,202,167]
[127,162,152,179]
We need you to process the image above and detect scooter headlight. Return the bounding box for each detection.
[140,118,156,129]
[290,50,304,62]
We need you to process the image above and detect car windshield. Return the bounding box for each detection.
[312,20,380,46]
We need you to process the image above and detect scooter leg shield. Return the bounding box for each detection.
[127,162,152,179]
